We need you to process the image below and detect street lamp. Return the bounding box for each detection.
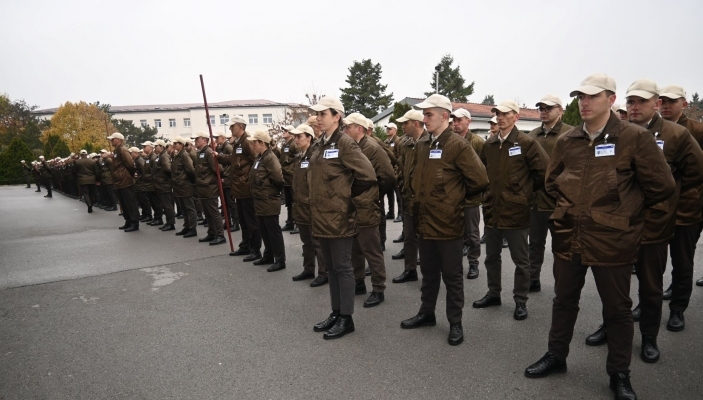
[435,65,442,94]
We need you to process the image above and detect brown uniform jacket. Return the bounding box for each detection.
[640,113,703,243]
[371,135,397,167]
[99,158,113,185]
[250,148,284,216]
[480,126,549,229]
[40,160,52,179]
[461,131,486,207]
[412,126,489,240]
[279,138,298,186]
[308,128,377,238]
[74,157,97,185]
[354,136,395,228]
[194,146,220,199]
[546,112,675,267]
[292,144,316,225]
[110,144,135,189]
[218,133,256,199]
[398,132,427,217]
[152,151,172,193]
[384,135,402,159]
[675,114,703,226]
[171,149,195,198]
[216,142,233,189]
[528,120,573,211]
[133,156,149,192]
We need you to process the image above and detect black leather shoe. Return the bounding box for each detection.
[243,251,262,262]
[466,264,479,280]
[154,219,165,226]
[667,310,685,332]
[87,205,93,213]
[183,230,197,238]
[365,266,371,276]
[393,234,404,243]
[363,292,384,308]
[197,220,207,226]
[44,194,52,198]
[355,281,367,295]
[462,245,469,256]
[448,322,463,346]
[381,243,385,252]
[139,216,152,222]
[473,295,501,308]
[641,335,660,363]
[35,189,41,192]
[281,223,295,231]
[514,302,528,320]
[480,234,486,244]
[161,224,176,232]
[502,238,509,248]
[392,270,418,283]
[385,212,394,220]
[289,227,299,234]
[229,224,240,232]
[253,256,274,266]
[609,373,637,400]
[391,249,405,260]
[197,216,204,222]
[524,352,567,378]
[529,280,541,292]
[292,271,315,281]
[393,215,402,223]
[663,284,672,300]
[696,277,703,287]
[175,214,183,219]
[124,224,139,232]
[230,247,250,256]
[198,234,215,242]
[632,304,641,322]
[267,262,286,272]
[400,313,436,329]
[310,275,328,287]
[119,222,131,230]
[313,313,339,332]
[585,324,607,346]
[323,315,354,340]
[175,229,188,236]
[209,236,226,246]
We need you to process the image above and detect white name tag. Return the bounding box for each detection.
[254,161,260,169]
[199,153,205,159]
[324,149,339,159]
[156,157,160,162]
[656,140,664,150]
[509,146,522,156]
[429,149,442,159]
[300,161,309,169]
[390,143,395,147]
[284,147,290,153]
[595,144,615,157]
[145,160,149,164]
[235,147,243,154]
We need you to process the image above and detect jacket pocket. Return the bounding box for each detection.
[591,210,629,231]
[432,167,444,194]
[502,192,528,205]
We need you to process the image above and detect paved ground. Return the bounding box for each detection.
[1,185,702,399]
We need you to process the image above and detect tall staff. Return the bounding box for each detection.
[199,74,234,252]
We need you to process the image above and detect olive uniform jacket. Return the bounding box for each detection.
[110,144,135,189]
[292,144,316,226]
[99,158,113,185]
[355,136,395,228]
[675,113,703,226]
[74,157,98,185]
[171,149,195,198]
[133,156,149,192]
[462,131,485,207]
[194,146,220,199]
[250,148,284,216]
[218,133,256,199]
[216,142,233,189]
[279,138,298,187]
[152,151,172,194]
[527,120,573,211]
[398,132,428,217]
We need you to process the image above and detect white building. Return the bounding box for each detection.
[34,99,299,140]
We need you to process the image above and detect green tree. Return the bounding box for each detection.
[43,134,71,159]
[0,136,36,184]
[691,92,702,110]
[425,54,475,102]
[82,142,97,153]
[0,94,44,151]
[481,95,495,105]
[340,59,394,117]
[112,119,159,147]
[388,102,412,136]
[373,126,387,142]
[562,98,583,126]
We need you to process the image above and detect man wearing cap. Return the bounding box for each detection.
[152,140,176,232]
[192,132,226,245]
[20,160,32,188]
[583,79,703,363]
[74,150,99,213]
[344,113,395,307]
[107,132,140,232]
[31,161,41,192]
[474,100,548,321]
[144,141,165,226]
[97,150,117,211]
[659,85,703,321]
[488,116,499,137]
[365,118,396,253]
[401,94,489,346]
[616,104,628,121]
[527,95,573,292]
[384,122,402,221]
[218,116,262,259]
[215,131,239,232]
[185,140,205,223]
[290,124,328,286]
[524,74,675,400]
[132,143,153,222]
[38,156,53,198]
[278,125,299,233]
[306,116,322,140]
[451,108,486,279]
[308,97,377,340]
[171,137,198,238]
[391,109,427,284]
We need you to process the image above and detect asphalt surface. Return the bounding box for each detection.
[1,185,702,399]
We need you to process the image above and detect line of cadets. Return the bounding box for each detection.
[24,73,703,400]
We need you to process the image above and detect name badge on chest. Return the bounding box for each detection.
[300,161,309,169]
[595,144,615,157]
[155,157,160,162]
[235,147,243,154]
[254,161,260,169]
[656,140,664,150]
[284,147,290,153]
[390,142,395,147]
[429,149,442,159]
[145,159,149,164]
[199,153,205,159]
[324,149,339,159]
[509,146,522,156]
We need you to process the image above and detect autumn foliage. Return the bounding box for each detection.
[41,101,115,153]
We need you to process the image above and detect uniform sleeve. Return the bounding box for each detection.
[456,143,489,198]
[545,138,565,200]
[120,147,136,174]
[371,146,396,195]
[267,155,285,191]
[635,131,676,206]
[162,154,172,177]
[183,153,195,180]
[674,129,703,193]
[526,140,549,191]
[206,150,219,175]
[342,139,377,198]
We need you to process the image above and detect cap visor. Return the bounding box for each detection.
[309,104,329,112]
[536,101,558,107]
[625,90,655,100]
[396,117,409,122]
[659,92,683,99]
[570,85,605,97]
[491,105,513,113]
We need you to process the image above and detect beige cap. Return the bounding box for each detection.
[153,139,167,147]
[396,109,424,123]
[291,124,314,136]
[128,147,140,153]
[214,131,231,138]
[80,149,88,155]
[172,136,188,145]
[489,116,498,124]
[107,132,124,140]
[384,122,398,129]
[228,115,247,126]
[305,116,319,127]
[343,112,369,127]
[282,125,295,132]
[450,108,472,119]
[618,103,628,113]
[247,130,272,143]
[660,85,686,100]
[365,118,375,130]
[39,155,45,159]
[492,100,520,114]
[626,79,660,100]
[192,131,210,139]
[570,73,616,97]
[536,94,563,108]
[100,149,108,153]
[141,141,154,146]
[415,94,452,112]
[309,96,345,113]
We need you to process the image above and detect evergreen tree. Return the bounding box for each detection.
[112,119,159,147]
[340,59,394,117]
[0,136,36,183]
[481,95,495,105]
[43,134,71,159]
[388,102,412,136]
[425,54,475,102]
[562,98,583,126]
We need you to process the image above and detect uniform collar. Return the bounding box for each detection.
[567,111,622,141]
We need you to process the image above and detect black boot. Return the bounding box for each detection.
[323,315,354,340]
[391,248,405,260]
[466,264,479,279]
[313,312,339,332]
[524,352,567,378]
[609,373,637,400]
[267,261,286,272]
[161,224,176,231]
[124,224,139,232]
[355,281,367,295]
[640,335,660,363]
[585,324,607,346]
[392,234,404,243]
[392,270,418,283]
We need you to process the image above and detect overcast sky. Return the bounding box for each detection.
[2,0,702,113]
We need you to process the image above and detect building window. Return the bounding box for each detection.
[209,115,215,125]
[154,119,162,128]
[140,120,147,127]
[183,118,191,127]
[219,115,229,125]
[248,114,258,124]
[169,118,176,127]
[262,114,273,124]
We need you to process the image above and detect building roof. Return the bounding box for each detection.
[372,97,541,122]
[33,99,290,115]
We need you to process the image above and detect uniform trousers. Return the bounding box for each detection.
[200,197,224,237]
[485,227,530,303]
[283,186,294,225]
[175,196,196,232]
[634,242,668,337]
[157,191,175,225]
[418,237,464,323]
[116,186,140,225]
[136,191,152,218]
[299,224,326,277]
[149,191,163,219]
[463,205,481,266]
[669,224,700,313]
[548,257,633,375]
[403,212,419,272]
[236,197,261,251]
[258,215,285,262]
[379,199,387,245]
[24,173,31,187]
[223,187,239,225]
[528,208,553,283]
[102,184,117,208]
[42,178,53,196]
[386,188,395,216]
[320,237,354,315]
[79,184,95,207]
[352,226,386,292]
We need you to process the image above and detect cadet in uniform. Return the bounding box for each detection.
[193,131,226,245]
[215,131,239,232]
[39,156,53,197]
[366,117,397,252]
[132,144,152,222]
[383,122,402,221]
[21,160,32,188]
[74,149,99,213]
[98,150,117,211]
[107,132,140,232]
[151,139,175,231]
[171,136,198,238]
[279,125,298,233]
